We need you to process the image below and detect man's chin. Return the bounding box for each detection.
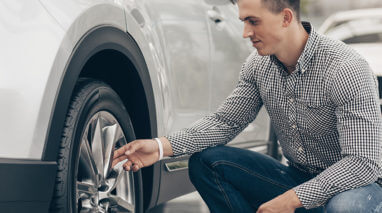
[255,48,270,56]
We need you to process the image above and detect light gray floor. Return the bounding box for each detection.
[147,191,209,213]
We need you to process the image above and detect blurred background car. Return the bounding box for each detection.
[318,8,382,113]
[0,0,274,212]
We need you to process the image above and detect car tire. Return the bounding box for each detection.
[50,78,143,213]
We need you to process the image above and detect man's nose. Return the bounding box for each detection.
[242,24,253,38]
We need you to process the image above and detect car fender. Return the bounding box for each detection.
[0,0,130,159]
[37,1,129,160]
[41,2,170,209]
[0,0,65,159]
[40,0,171,160]
[123,1,172,138]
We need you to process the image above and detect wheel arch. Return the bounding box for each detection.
[42,26,160,210]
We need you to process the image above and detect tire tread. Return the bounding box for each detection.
[50,79,107,212]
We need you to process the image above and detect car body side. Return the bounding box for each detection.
[0,0,271,211]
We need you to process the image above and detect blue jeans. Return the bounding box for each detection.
[188,145,382,213]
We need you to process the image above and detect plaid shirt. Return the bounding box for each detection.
[167,22,382,209]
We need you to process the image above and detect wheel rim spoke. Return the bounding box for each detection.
[79,203,99,213]
[77,181,98,198]
[104,195,135,212]
[79,137,99,184]
[103,124,122,178]
[117,171,135,206]
[91,116,105,179]
[105,163,125,194]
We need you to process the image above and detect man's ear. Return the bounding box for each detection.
[281,8,294,27]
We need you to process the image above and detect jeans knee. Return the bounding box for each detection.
[188,146,227,183]
[188,152,201,181]
[325,199,352,213]
[326,190,373,213]
[326,184,382,213]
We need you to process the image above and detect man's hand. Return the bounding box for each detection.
[112,137,174,172]
[112,139,160,172]
[257,189,302,213]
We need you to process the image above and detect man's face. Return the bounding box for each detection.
[238,0,286,56]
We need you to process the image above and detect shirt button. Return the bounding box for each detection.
[182,148,187,153]
[289,98,294,103]
[292,124,297,129]
[298,147,303,152]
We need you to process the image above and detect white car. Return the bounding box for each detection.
[319,8,382,113]
[0,0,272,212]
[318,8,382,37]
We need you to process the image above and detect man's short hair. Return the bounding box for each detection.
[230,0,300,20]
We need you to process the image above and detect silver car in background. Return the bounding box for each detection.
[0,0,272,212]
[319,8,382,113]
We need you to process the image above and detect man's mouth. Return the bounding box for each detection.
[252,40,261,47]
[252,40,261,44]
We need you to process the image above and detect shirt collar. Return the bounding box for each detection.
[270,21,319,74]
[298,22,319,73]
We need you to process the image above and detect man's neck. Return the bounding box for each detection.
[275,23,309,74]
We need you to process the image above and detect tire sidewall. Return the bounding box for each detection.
[63,80,143,212]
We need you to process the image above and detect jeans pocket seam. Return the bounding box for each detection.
[212,160,291,190]
[213,170,234,212]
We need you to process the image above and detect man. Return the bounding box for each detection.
[112,0,382,212]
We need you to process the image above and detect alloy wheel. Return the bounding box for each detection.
[76,111,135,213]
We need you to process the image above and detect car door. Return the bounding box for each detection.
[143,0,212,134]
[142,0,214,204]
[204,2,271,149]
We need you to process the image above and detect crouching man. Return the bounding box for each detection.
[112,0,382,212]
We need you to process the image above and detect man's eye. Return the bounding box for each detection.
[249,20,257,25]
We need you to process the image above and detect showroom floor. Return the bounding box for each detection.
[147,191,209,213]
